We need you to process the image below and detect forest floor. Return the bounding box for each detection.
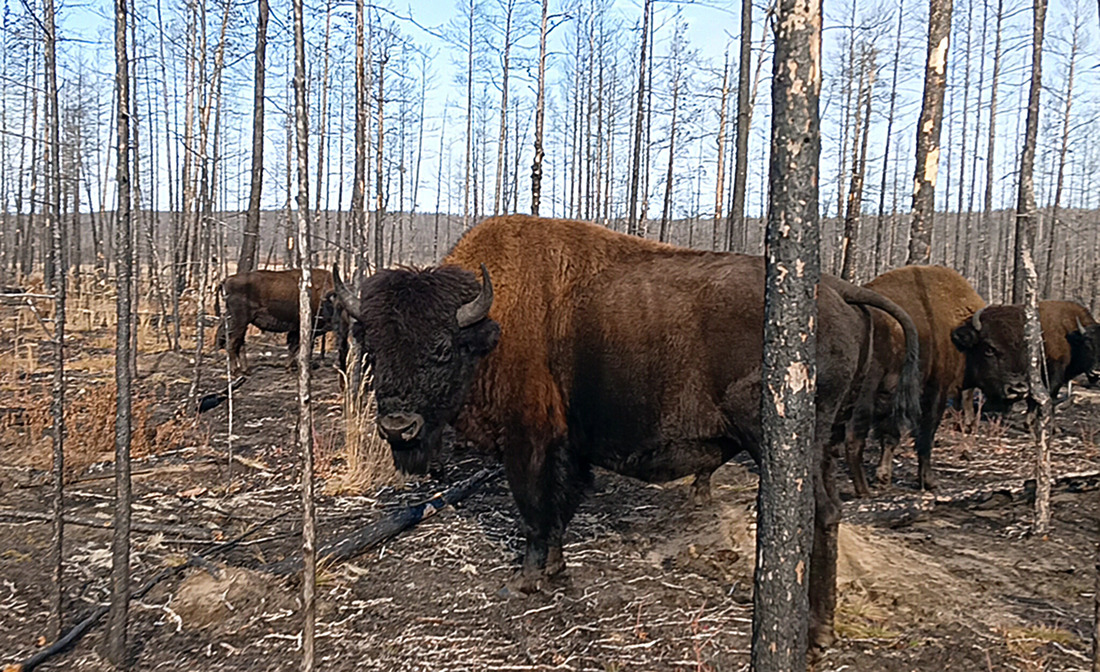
[1,329,1099,672]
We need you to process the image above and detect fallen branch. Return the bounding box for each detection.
[266,466,502,576]
[3,511,289,672]
[0,509,215,540]
[846,470,1100,526]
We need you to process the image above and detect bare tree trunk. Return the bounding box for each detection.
[953,0,973,272]
[291,0,315,661]
[531,0,548,216]
[908,0,953,264]
[44,0,66,640]
[626,0,651,237]
[980,0,1004,299]
[840,50,874,282]
[726,0,753,252]
[434,104,447,258]
[315,0,333,228]
[463,0,474,230]
[874,0,904,277]
[1012,0,1045,305]
[374,48,387,272]
[713,49,730,250]
[1043,11,1078,298]
[1014,0,1050,535]
[1094,536,1100,672]
[659,24,682,243]
[107,0,133,660]
[238,0,268,274]
[752,0,821,665]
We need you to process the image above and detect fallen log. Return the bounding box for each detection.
[265,466,502,576]
[3,511,288,672]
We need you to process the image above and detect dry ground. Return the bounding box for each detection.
[1,325,1098,671]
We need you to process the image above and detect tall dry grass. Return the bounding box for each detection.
[324,374,397,495]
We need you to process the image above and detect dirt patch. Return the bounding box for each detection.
[171,565,295,632]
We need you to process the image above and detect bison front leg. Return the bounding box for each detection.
[286,330,301,371]
[915,388,945,491]
[227,323,249,376]
[809,443,840,652]
[503,438,587,594]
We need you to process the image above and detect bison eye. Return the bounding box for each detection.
[982,344,997,358]
[431,338,452,363]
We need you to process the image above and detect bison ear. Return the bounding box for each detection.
[457,318,500,357]
[951,324,978,352]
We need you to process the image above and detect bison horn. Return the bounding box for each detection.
[331,263,363,321]
[971,306,986,332]
[1077,317,1086,334]
[456,264,494,328]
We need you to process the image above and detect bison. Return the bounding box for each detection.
[951,300,1100,408]
[215,268,348,376]
[842,266,985,495]
[331,215,920,651]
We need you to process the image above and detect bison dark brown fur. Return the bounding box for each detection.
[951,300,1099,407]
[332,215,921,653]
[215,268,348,376]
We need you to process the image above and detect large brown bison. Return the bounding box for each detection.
[951,300,1100,408]
[215,268,347,376]
[843,266,985,495]
[332,216,920,651]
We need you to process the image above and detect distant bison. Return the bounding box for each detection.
[215,268,347,376]
[951,300,1100,408]
[332,215,920,651]
[843,266,985,495]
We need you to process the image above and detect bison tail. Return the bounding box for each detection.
[838,284,922,435]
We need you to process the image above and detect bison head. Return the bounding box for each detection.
[332,263,500,474]
[1067,319,1100,388]
[950,307,1030,409]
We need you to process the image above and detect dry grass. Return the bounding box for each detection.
[324,375,397,495]
[0,381,192,481]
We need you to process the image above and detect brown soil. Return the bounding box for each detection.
[1,333,1098,671]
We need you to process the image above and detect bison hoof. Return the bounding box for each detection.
[874,466,892,487]
[810,625,836,652]
[505,569,543,595]
[545,547,565,576]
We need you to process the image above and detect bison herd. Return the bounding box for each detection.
[214,214,1100,655]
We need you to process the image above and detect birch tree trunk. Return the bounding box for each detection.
[908,0,953,264]
[1013,0,1050,535]
[752,0,821,664]
[291,0,315,663]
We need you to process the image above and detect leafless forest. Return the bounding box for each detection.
[2,0,1100,668]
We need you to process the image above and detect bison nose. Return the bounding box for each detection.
[1006,381,1029,399]
[378,412,424,443]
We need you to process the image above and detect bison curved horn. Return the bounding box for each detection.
[971,306,986,332]
[331,263,363,321]
[1077,317,1086,334]
[456,264,494,328]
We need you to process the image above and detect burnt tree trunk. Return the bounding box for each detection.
[713,50,730,251]
[908,0,953,264]
[238,0,268,274]
[751,0,821,665]
[531,0,548,216]
[727,0,753,252]
[1012,0,1045,305]
[107,0,134,660]
[980,0,1004,300]
[626,0,651,237]
[44,0,65,640]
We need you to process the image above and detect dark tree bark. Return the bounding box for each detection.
[463,0,474,230]
[907,0,953,264]
[238,0,268,274]
[1013,0,1050,535]
[659,23,682,244]
[374,48,387,272]
[44,0,65,641]
[752,0,821,665]
[293,0,316,659]
[531,0,548,216]
[726,0,752,252]
[626,0,651,237]
[107,0,134,660]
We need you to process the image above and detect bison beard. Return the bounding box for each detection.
[334,215,921,653]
